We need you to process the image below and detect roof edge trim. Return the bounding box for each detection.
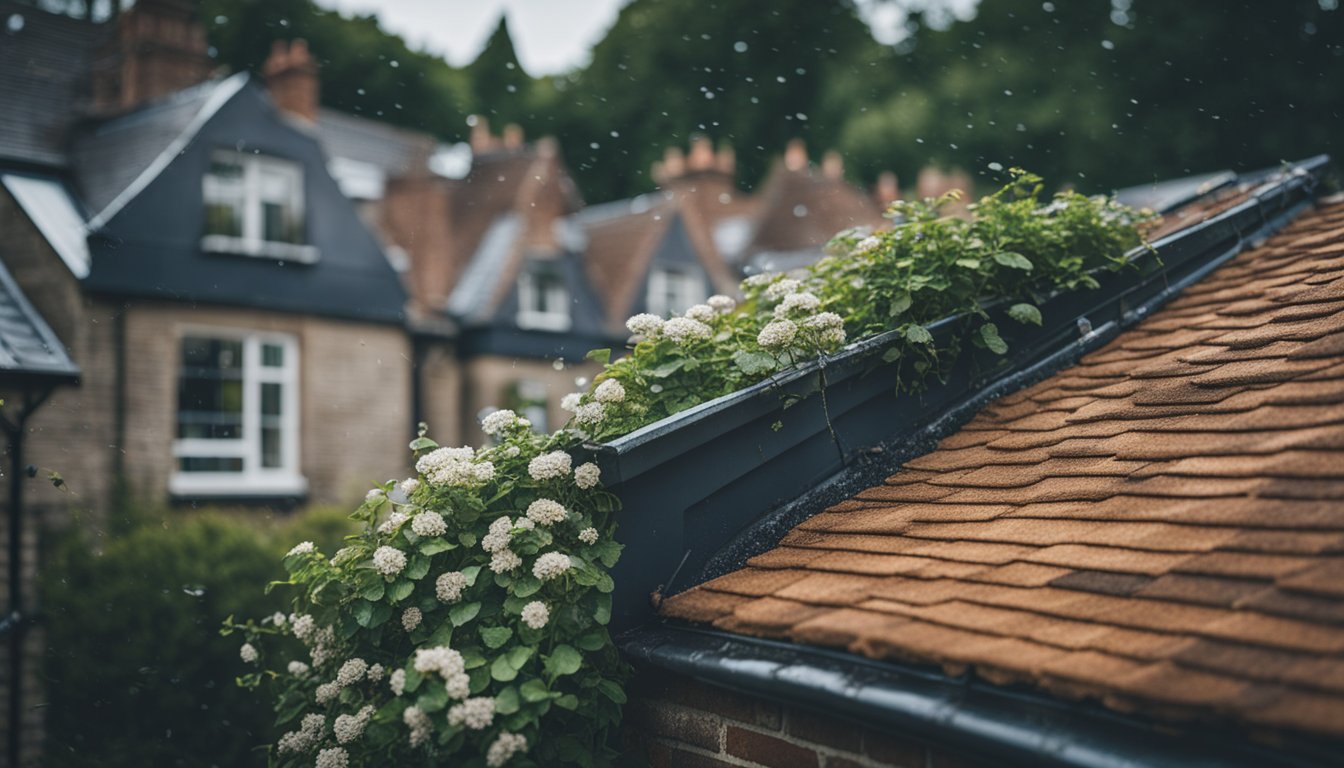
[622,625,1332,768]
[85,72,251,232]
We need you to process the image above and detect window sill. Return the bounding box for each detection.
[201,235,319,264]
[169,472,309,498]
[516,311,572,332]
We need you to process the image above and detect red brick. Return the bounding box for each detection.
[626,700,721,752]
[786,708,863,753]
[726,725,821,767]
[863,729,927,767]
[646,742,738,768]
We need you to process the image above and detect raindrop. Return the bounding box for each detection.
[590,142,600,149]
[650,384,664,394]
[552,359,566,371]
[1042,1,1055,10]
[776,76,786,83]
[182,585,205,597]
[734,41,748,53]
[610,130,620,138]
[718,193,732,203]
[6,13,24,32]
[915,137,925,144]
[704,92,715,100]
[389,60,399,68]
[795,112,808,121]
[506,62,516,70]
[213,15,228,25]
[988,162,1004,171]
[357,88,366,96]
[507,85,517,93]
[1101,39,1116,50]
[574,377,589,388]
[1003,89,1014,96]
[793,205,808,217]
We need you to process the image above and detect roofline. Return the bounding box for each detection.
[0,259,79,384]
[85,72,251,232]
[622,625,1335,768]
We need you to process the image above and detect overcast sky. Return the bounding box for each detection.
[311,0,981,76]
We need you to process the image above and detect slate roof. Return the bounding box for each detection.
[661,197,1344,740]
[316,107,435,178]
[0,3,100,169]
[0,257,78,384]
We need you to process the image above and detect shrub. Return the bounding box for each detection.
[42,504,356,768]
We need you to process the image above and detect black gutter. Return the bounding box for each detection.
[622,626,1337,768]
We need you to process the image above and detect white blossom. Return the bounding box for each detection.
[399,477,421,496]
[372,546,407,577]
[311,643,334,668]
[315,681,339,705]
[436,570,469,603]
[662,316,713,343]
[287,660,310,677]
[410,511,447,537]
[707,294,737,313]
[481,409,521,436]
[316,747,349,768]
[333,706,374,744]
[683,303,717,323]
[486,732,528,767]
[447,697,496,730]
[390,668,407,697]
[743,272,776,288]
[593,378,626,403]
[416,446,493,488]
[757,319,798,350]
[515,517,535,531]
[290,614,316,642]
[503,445,521,458]
[402,606,422,632]
[490,548,522,573]
[414,646,465,678]
[239,643,258,664]
[270,611,287,626]
[367,664,384,682]
[805,311,847,346]
[773,291,821,318]
[378,510,409,534]
[481,516,514,553]
[365,488,384,502]
[403,705,431,747]
[764,278,801,300]
[852,235,883,256]
[574,462,601,489]
[533,552,572,581]
[336,658,367,687]
[560,392,583,412]
[528,451,572,481]
[574,401,605,426]
[277,713,325,754]
[526,499,568,527]
[287,541,315,557]
[626,313,665,337]
[579,527,599,545]
[445,672,471,700]
[521,601,550,629]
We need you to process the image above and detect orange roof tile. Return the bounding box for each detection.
[660,199,1344,740]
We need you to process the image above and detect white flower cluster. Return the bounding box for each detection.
[288,660,310,677]
[626,313,665,338]
[411,510,447,537]
[804,311,847,346]
[277,713,326,755]
[436,570,469,603]
[399,477,420,496]
[574,401,605,427]
[413,645,470,700]
[481,408,529,436]
[389,668,407,697]
[481,516,515,554]
[683,303,716,323]
[743,272,776,288]
[764,278,801,300]
[365,488,384,503]
[290,613,316,642]
[490,549,522,573]
[757,319,798,350]
[367,663,384,682]
[336,658,367,687]
[333,705,375,744]
[287,541,315,557]
[486,732,528,767]
[773,291,821,319]
[316,746,349,768]
[378,510,409,534]
[593,378,625,403]
[403,704,431,747]
[308,626,336,669]
[526,498,567,527]
[579,527,599,545]
[315,681,339,705]
[239,643,258,664]
[708,294,737,313]
[560,392,583,412]
[416,446,495,488]
[447,696,496,730]
[533,552,572,581]
[402,606,422,632]
[663,316,713,344]
[270,611,287,626]
[574,462,600,489]
[521,600,549,629]
[852,235,883,256]
[372,546,407,577]
[528,451,571,481]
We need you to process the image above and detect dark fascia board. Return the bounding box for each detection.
[621,625,1336,768]
[82,278,407,326]
[0,257,79,385]
[455,324,623,362]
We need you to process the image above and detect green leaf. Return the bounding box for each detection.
[352,599,374,627]
[519,679,551,703]
[511,576,542,598]
[585,348,612,365]
[409,436,438,451]
[459,532,477,549]
[980,323,1009,355]
[888,291,912,317]
[494,686,521,715]
[576,629,607,652]
[480,626,513,649]
[596,679,627,704]
[544,644,583,678]
[954,257,982,269]
[358,580,385,602]
[505,645,533,670]
[419,538,456,556]
[387,580,414,603]
[1007,303,1042,326]
[993,251,1033,271]
[405,555,431,581]
[904,324,934,345]
[732,350,777,376]
[594,593,612,625]
[648,358,685,378]
[554,694,579,710]
[449,601,481,627]
[491,655,519,682]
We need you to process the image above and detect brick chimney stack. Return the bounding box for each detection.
[821,150,844,180]
[784,138,808,172]
[264,39,320,123]
[716,144,736,176]
[687,135,716,172]
[90,0,214,115]
[875,171,900,205]
[469,116,500,153]
[502,124,525,150]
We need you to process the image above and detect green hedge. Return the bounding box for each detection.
[41,504,356,768]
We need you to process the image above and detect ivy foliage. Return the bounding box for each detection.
[566,169,1155,442]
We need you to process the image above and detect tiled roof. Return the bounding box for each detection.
[0,256,78,383]
[741,161,885,271]
[0,3,100,169]
[661,198,1344,740]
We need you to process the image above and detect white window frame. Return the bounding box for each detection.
[647,266,707,317]
[516,263,571,331]
[170,329,306,497]
[201,150,318,264]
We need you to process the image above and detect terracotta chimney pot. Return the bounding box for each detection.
[784,138,808,172]
[821,150,844,180]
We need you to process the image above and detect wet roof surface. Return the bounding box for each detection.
[661,198,1344,739]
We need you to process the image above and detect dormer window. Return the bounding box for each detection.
[517,260,571,331]
[647,266,706,317]
[202,150,317,263]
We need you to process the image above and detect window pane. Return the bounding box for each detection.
[177,456,244,473]
[260,383,283,468]
[203,157,245,237]
[262,343,284,368]
[178,337,244,439]
[262,200,302,244]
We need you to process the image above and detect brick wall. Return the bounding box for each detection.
[623,667,992,768]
